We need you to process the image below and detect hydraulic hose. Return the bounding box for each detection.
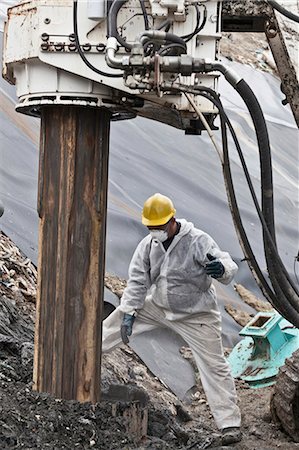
[205,64,299,300]
[107,0,188,52]
[140,31,187,50]
[169,85,276,300]
[168,82,299,325]
[234,80,275,240]
[203,88,299,322]
[156,19,172,32]
[187,88,286,305]
[268,0,299,23]
[139,0,149,30]
[107,0,132,49]
[181,4,207,42]
[219,106,299,327]
[209,66,275,241]
[108,0,152,49]
[73,0,123,77]
[205,89,299,324]
[232,80,299,300]
[158,43,187,56]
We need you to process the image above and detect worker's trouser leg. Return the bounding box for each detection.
[102,300,241,430]
[168,313,241,430]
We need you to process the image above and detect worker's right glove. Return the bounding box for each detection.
[120,313,136,344]
[205,253,225,279]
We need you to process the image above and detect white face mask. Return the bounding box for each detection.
[149,229,168,242]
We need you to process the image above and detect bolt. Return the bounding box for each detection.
[82,43,91,52]
[69,33,76,42]
[41,43,49,51]
[44,18,51,24]
[54,43,64,51]
[267,28,277,38]
[96,43,105,52]
[41,33,49,41]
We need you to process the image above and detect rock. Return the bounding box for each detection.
[224,304,253,327]
[21,342,34,365]
[234,284,273,312]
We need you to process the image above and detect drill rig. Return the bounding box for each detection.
[2,0,299,440]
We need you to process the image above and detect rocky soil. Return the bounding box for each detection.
[1,231,299,450]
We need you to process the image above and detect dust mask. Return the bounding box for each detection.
[149,229,168,242]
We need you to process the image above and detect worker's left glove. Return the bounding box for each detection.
[121,313,136,344]
[205,253,225,279]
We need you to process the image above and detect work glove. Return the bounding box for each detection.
[205,253,225,279]
[120,313,135,344]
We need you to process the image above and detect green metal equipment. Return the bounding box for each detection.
[228,312,299,388]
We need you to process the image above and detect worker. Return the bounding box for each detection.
[102,193,242,445]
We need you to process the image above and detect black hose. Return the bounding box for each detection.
[217,96,299,315]
[233,80,299,300]
[206,68,299,300]
[73,0,123,78]
[107,0,151,49]
[180,4,200,41]
[204,65,299,301]
[164,32,187,48]
[219,102,299,326]
[200,86,299,316]
[164,83,299,325]
[233,80,276,242]
[268,0,299,23]
[158,43,187,56]
[141,31,187,48]
[141,31,187,56]
[193,90,283,302]
[107,0,132,49]
[156,19,172,32]
[195,88,299,323]
[199,85,299,320]
[139,0,149,30]
[181,4,207,42]
[168,86,276,300]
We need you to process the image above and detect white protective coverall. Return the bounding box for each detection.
[102,219,241,429]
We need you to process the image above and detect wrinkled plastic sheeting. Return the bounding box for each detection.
[130,327,195,401]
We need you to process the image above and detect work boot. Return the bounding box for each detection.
[221,427,242,445]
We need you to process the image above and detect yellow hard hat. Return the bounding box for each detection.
[142,193,176,226]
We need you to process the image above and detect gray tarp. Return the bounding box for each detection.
[0,30,298,398]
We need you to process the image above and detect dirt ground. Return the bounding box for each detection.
[0,232,299,450]
[1,294,299,450]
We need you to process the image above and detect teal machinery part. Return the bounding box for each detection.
[228,311,299,388]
